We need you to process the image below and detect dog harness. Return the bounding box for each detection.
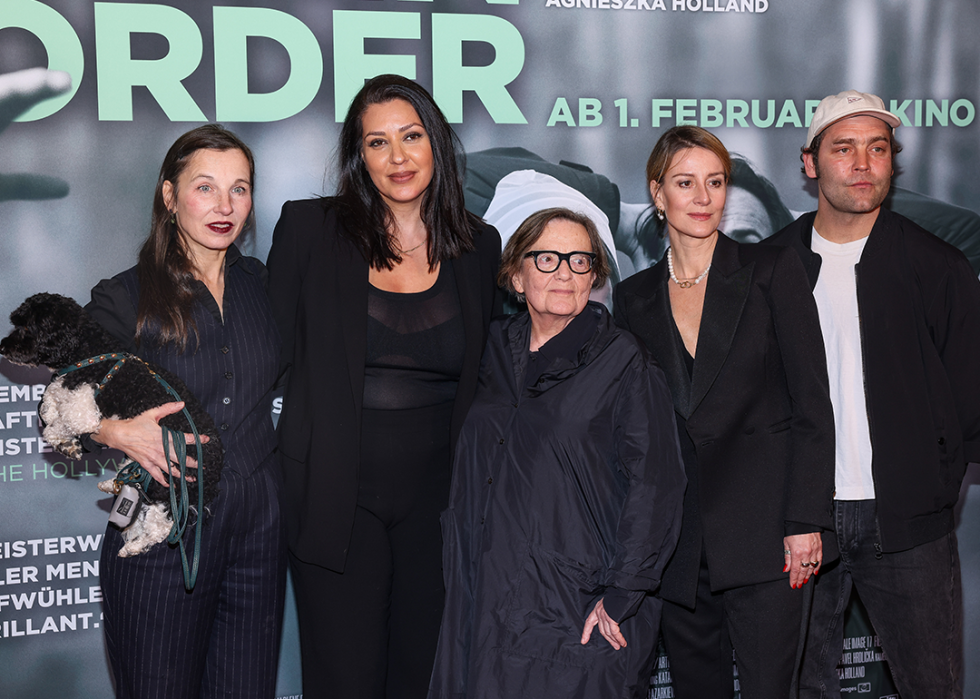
[58,353,207,591]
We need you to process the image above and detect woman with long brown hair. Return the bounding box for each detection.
[87,124,285,699]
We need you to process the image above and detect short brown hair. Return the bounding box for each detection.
[646,125,732,185]
[498,207,611,298]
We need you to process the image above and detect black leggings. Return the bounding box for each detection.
[291,403,453,699]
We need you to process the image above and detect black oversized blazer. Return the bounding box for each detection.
[267,199,502,572]
[613,233,836,602]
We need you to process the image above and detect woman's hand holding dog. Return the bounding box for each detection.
[92,402,208,486]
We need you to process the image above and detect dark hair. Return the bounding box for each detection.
[800,122,903,175]
[334,74,475,271]
[136,124,255,351]
[498,207,611,300]
[646,125,732,187]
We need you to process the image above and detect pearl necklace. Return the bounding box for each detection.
[667,247,711,289]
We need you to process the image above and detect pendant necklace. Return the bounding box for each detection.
[395,240,424,255]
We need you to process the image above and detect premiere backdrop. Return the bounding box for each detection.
[1,1,978,697]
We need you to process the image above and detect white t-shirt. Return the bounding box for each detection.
[811,228,875,500]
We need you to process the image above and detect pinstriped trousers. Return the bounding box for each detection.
[100,456,287,699]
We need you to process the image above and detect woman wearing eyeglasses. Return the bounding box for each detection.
[428,207,686,699]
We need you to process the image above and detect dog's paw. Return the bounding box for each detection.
[61,439,84,460]
[44,434,81,460]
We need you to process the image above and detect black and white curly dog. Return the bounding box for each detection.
[0,292,222,558]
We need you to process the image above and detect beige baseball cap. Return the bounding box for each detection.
[805,90,901,148]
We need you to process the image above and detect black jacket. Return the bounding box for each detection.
[768,208,980,552]
[429,303,685,699]
[614,233,836,602]
[87,246,281,479]
[266,199,501,572]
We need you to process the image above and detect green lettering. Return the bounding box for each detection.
[676,99,697,125]
[751,99,775,128]
[950,99,975,127]
[726,99,749,128]
[332,10,421,123]
[774,99,802,128]
[94,2,206,121]
[432,14,526,124]
[578,98,602,127]
[547,97,575,126]
[651,99,673,128]
[214,7,323,122]
[924,99,948,127]
[804,99,820,127]
[700,99,722,128]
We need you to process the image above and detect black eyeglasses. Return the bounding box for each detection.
[524,250,596,274]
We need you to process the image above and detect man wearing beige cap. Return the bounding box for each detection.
[768,90,979,698]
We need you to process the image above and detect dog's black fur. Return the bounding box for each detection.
[0,292,222,509]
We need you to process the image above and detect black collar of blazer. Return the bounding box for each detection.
[624,232,753,420]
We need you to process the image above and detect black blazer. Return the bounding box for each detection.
[613,233,836,602]
[267,199,501,572]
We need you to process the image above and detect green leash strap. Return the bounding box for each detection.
[57,353,207,591]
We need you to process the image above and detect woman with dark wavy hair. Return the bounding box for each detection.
[267,74,501,698]
[86,124,286,698]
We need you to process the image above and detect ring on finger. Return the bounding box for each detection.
[801,562,811,568]
[810,561,820,567]
[783,549,791,555]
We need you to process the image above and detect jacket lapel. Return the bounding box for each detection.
[689,233,752,416]
[627,261,694,418]
[334,232,369,420]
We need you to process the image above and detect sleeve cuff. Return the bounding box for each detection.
[79,433,104,455]
[784,521,822,536]
[601,588,645,624]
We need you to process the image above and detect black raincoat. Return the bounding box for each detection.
[429,303,686,699]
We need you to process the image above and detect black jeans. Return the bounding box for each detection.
[799,499,963,699]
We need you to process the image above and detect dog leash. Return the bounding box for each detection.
[57,353,206,591]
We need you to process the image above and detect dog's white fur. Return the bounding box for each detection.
[95,474,173,555]
[118,502,173,557]
[38,377,102,460]
[41,376,173,555]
